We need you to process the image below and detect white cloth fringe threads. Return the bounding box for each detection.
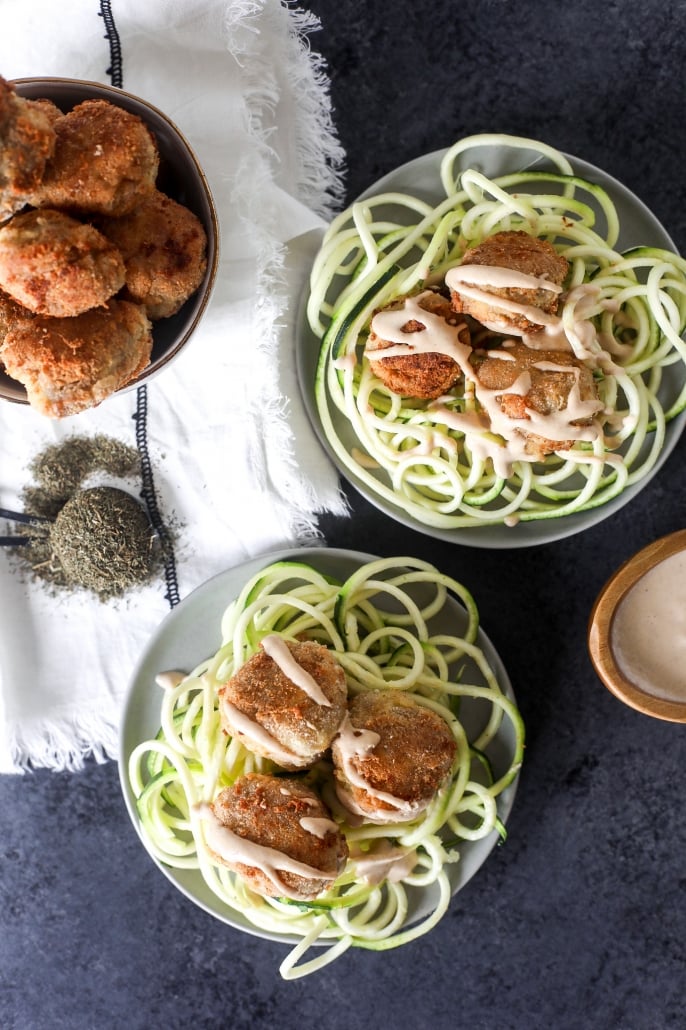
[0,0,348,772]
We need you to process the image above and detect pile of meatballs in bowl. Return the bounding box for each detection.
[0,76,218,417]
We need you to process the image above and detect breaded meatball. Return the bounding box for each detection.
[446,230,569,334]
[0,76,56,222]
[26,97,63,126]
[0,208,125,317]
[28,98,158,216]
[366,289,468,399]
[472,340,601,457]
[201,773,349,900]
[218,636,348,770]
[97,188,207,318]
[331,689,457,824]
[0,287,29,346]
[0,299,152,417]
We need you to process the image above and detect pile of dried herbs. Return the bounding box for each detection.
[9,434,162,600]
[50,487,156,598]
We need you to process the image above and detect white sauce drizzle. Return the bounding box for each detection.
[445,267,560,330]
[333,353,356,372]
[196,803,337,899]
[445,263,563,293]
[219,698,303,766]
[333,713,426,822]
[155,670,186,690]
[610,551,686,703]
[348,840,418,886]
[261,634,332,707]
[364,288,607,478]
[299,816,339,839]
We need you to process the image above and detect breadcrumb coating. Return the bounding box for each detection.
[98,188,207,318]
[0,76,56,222]
[208,773,348,900]
[0,208,125,316]
[0,299,152,417]
[27,98,159,216]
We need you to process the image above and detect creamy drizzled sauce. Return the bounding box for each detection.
[333,352,357,372]
[299,816,339,839]
[444,267,561,331]
[220,698,303,766]
[445,264,563,294]
[261,634,332,707]
[333,713,426,822]
[610,551,686,702]
[196,803,337,899]
[365,287,607,479]
[348,840,418,886]
[155,670,186,690]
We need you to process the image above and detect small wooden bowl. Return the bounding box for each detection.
[588,529,686,722]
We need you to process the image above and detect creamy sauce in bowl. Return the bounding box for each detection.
[610,551,686,702]
[588,530,686,721]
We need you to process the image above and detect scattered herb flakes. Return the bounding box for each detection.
[7,433,164,601]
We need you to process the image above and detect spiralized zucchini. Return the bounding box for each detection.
[306,133,686,529]
[128,556,524,979]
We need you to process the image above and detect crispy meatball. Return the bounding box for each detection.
[28,98,159,216]
[0,208,125,317]
[201,773,349,900]
[218,636,348,770]
[0,287,29,346]
[26,97,63,127]
[472,340,601,457]
[446,230,569,334]
[97,188,207,318]
[0,299,152,417]
[366,289,468,399]
[0,76,56,222]
[331,689,457,824]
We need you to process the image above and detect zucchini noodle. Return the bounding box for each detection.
[128,556,524,979]
[306,133,686,530]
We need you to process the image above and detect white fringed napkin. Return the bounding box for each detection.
[0,0,348,772]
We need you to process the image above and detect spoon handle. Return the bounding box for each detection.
[0,508,51,525]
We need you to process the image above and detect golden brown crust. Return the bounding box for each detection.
[332,689,457,819]
[0,299,152,417]
[367,290,467,398]
[0,287,29,344]
[0,76,56,221]
[97,188,207,318]
[472,340,599,456]
[218,639,348,770]
[26,97,63,127]
[209,773,348,900]
[28,98,159,216]
[0,208,125,316]
[450,230,569,333]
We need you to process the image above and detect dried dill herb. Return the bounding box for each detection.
[50,487,157,599]
[23,434,141,519]
[8,433,163,600]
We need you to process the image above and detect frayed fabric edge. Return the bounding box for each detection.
[0,711,118,774]
[224,1,347,219]
[227,0,350,526]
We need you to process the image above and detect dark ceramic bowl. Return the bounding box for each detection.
[1,77,219,407]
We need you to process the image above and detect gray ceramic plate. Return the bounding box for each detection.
[119,547,519,946]
[296,143,686,548]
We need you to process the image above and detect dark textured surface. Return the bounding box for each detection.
[2,2,686,1028]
